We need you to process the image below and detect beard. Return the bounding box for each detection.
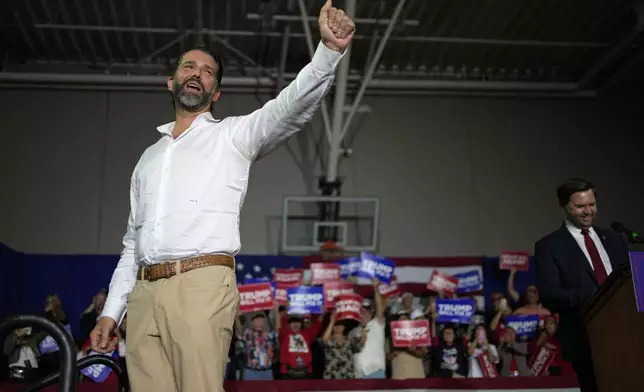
[172,78,214,111]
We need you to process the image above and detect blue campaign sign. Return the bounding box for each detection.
[80,351,118,383]
[287,286,325,314]
[454,270,483,294]
[630,252,644,312]
[355,253,395,284]
[436,298,475,324]
[38,324,73,354]
[338,257,361,280]
[504,315,540,339]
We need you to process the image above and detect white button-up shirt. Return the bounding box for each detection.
[565,220,613,276]
[102,42,343,323]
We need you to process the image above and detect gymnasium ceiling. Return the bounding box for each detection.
[1,0,644,96]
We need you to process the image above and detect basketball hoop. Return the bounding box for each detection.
[318,241,345,261]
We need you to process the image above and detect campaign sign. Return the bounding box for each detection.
[478,353,500,378]
[454,270,483,294]
[273,268,304,285]
[426,270,458,295]
[530,346,555,376]
[39,324,73,354]
[310,263,341,285]
[274,282,293,305]
[356,252,395,284]
[238,282,274,313]
[436,298,475,324]
[287,286,325,315]
[629,252,644,312]
[505,315,540,339]
[323,281,355,306]
[378,275,401,297]
[499,251,530,271]
[334,293,363,321]
[391,320,431,347]
[80,351,118,383]
[338,257,361,280]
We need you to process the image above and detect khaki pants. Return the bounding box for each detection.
[126,265,238,392]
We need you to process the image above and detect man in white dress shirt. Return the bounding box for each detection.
[89,2,355,391]
[535,178,629,392]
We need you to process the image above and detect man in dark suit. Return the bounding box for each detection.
[535,178,629,392]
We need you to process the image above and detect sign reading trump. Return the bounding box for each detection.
[238,282,274,313]
[287,286,325,315]
[436,298,475,324]
[356,252,395,284]
[391,320,431,347]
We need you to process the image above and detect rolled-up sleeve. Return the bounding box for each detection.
[228,41,343,160]
[101,172,139,325]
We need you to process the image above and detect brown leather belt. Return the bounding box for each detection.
[137,254,235,281]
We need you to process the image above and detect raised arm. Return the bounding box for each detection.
[227,1,355,160]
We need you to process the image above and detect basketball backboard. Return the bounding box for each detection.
[281,196,380,253]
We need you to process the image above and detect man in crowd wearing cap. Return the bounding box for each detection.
[351,278,386,378]
[278,312,323,379]
[238,307,280,380]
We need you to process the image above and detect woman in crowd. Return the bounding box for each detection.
[38,294,69,377]
[320,310,365,379]
[467,324,499,378]
[508,269,551,317]
[387,311,428,379]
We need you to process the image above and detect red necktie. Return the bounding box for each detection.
[581,229,607,285]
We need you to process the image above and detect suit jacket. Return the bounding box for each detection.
[534,224,629,363]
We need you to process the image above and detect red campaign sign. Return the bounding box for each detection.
[323,281,355,307]
[378,275,401,297]
[238,282,274,314]
[426,271,458,295]
[310,263,341,285]
[273,269,304,285]
[499,251,530,271]
[390,319,431,347]
[274,282,296,305]
[334,293,363,321]
[478,352,500,378]
[530,346,555,376]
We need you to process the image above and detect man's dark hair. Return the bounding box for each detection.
[556,178,595,207]
[169,46,224,111]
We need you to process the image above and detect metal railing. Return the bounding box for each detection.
[0,314,127,392]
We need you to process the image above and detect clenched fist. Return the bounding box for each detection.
[90,316,119,353]
[319,0,356,52]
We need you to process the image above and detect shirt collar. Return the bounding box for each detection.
[565,220,595,237]
[156,111,219,136]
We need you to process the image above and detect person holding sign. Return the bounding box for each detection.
[278,313,323,379]
[535,179,629,392]
[498,327,531,377]
[351,278,387,379]
[467,325,499,378]
[90,2,356,391]
[387,311,427,379]
[320,310,365,379]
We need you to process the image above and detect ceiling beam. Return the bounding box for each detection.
[17,24,611,48]
[577,2,644,90]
